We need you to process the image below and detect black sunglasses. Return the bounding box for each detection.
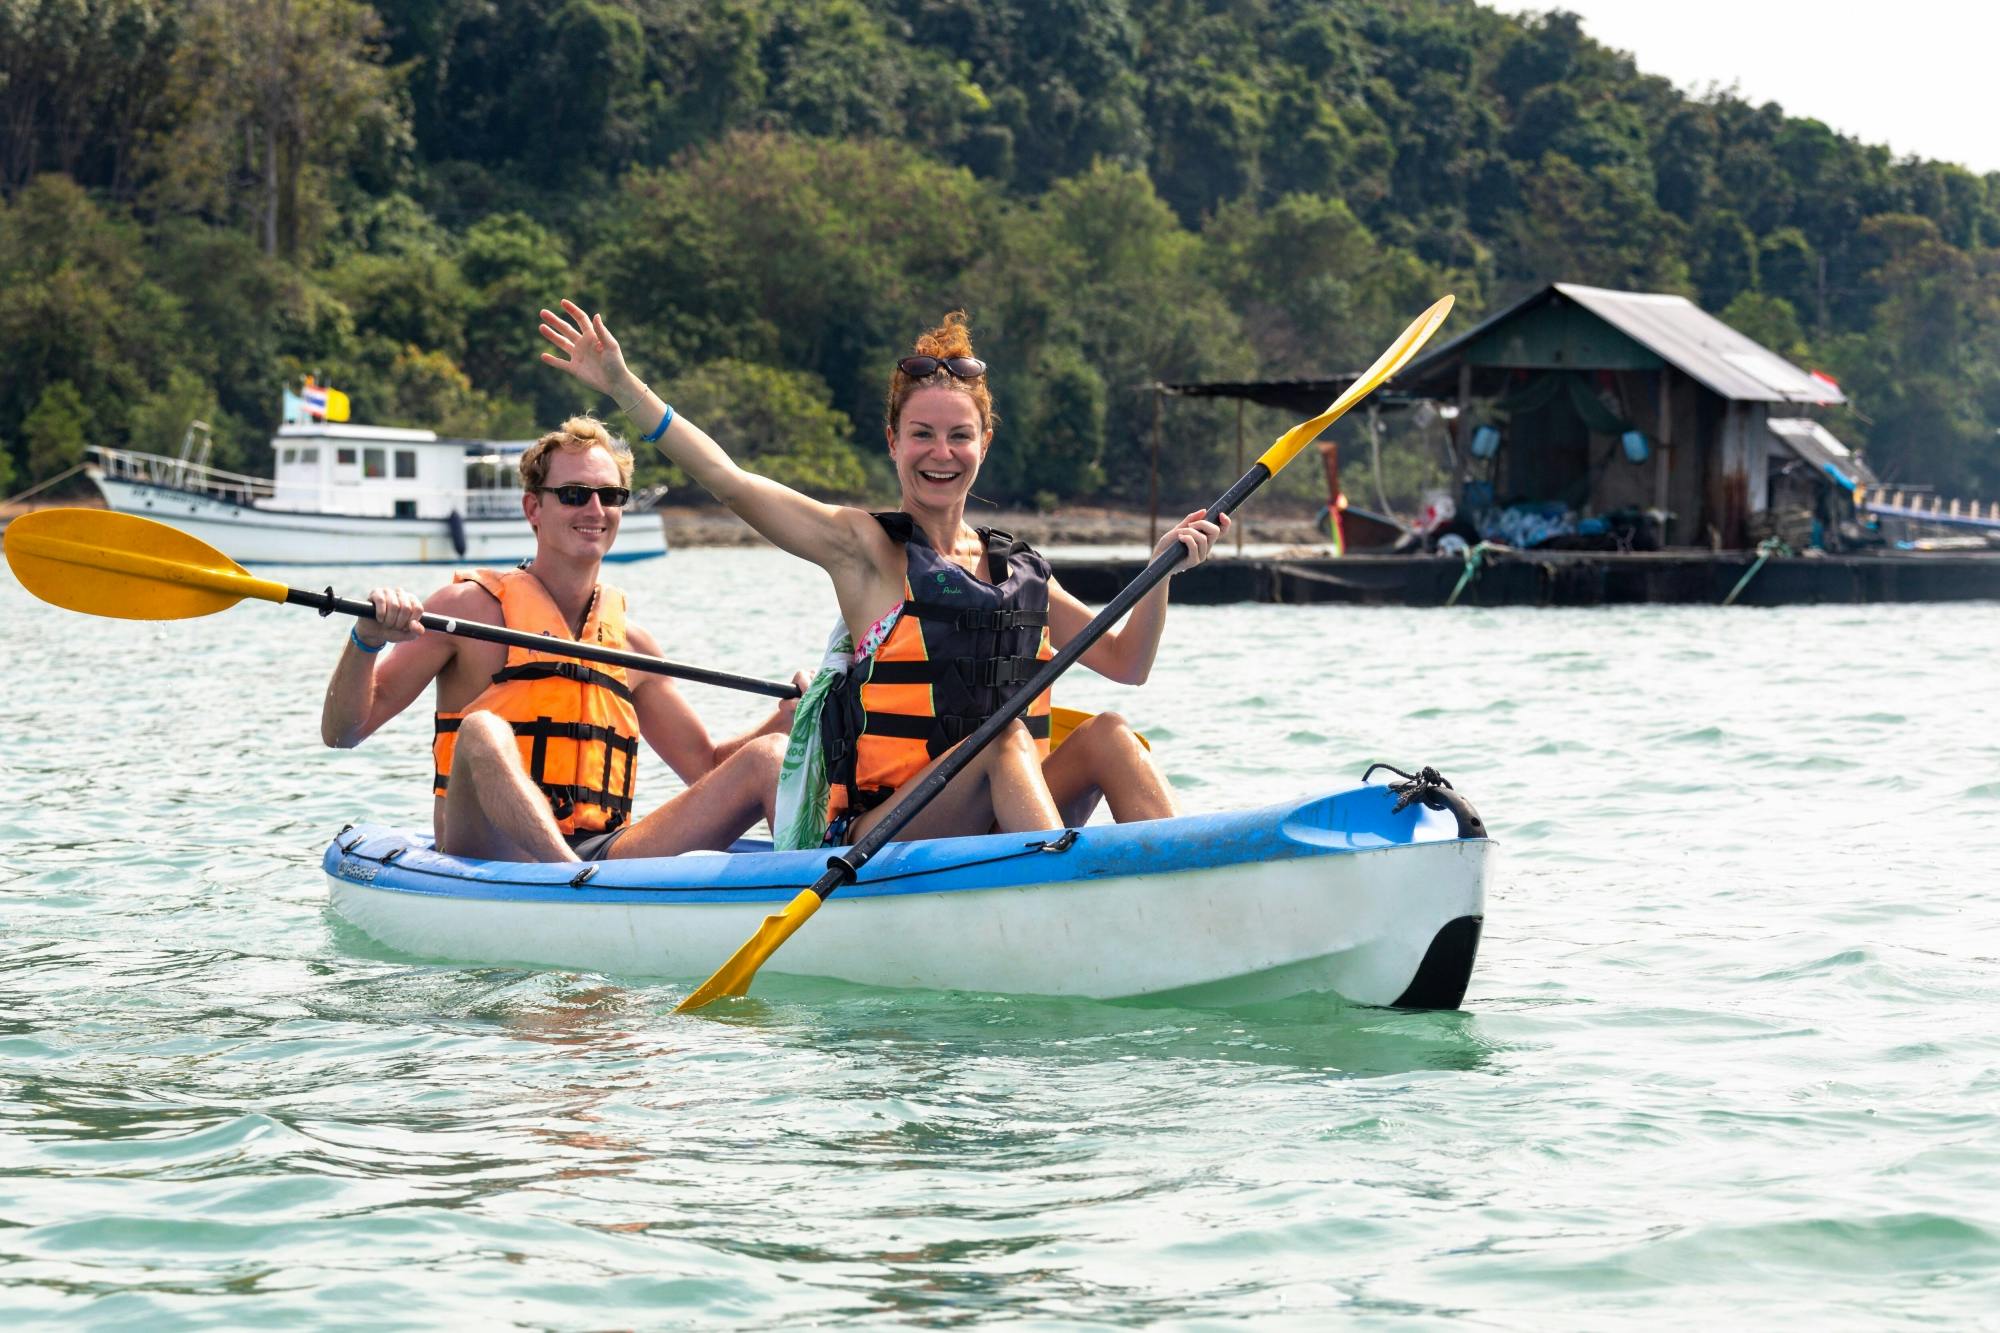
[539,484,631,508]
[897,354,987,381]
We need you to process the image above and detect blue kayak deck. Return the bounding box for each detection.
[326,782,1473,907]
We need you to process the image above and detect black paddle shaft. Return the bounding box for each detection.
[285,586,802,699]
[815,463,1272,894]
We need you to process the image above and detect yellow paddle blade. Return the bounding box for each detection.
[3,508,292,620]
[675,887,825,1012]
[1256,294,1454,476]
[1048,705,1149,752]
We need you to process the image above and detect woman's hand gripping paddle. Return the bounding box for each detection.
[2,508,802,699]
[674,294,1455,1012]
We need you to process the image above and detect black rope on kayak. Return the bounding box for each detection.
[1362,762,1453,793]
[1361,762,1486,839]
[327,828,1084,895]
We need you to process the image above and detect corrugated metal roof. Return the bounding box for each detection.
[1768,416,1876,489]
[1552,284,1844,405]
[1397,283,1846,406]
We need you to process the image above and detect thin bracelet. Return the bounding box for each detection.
[640,402,676,443]
[349,625,385,655]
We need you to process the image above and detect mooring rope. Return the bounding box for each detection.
[0,462,87,508]
[1445,540,1498,607]
[1722,537,1792,606]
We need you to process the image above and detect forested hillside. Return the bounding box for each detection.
[3,0,1995,505]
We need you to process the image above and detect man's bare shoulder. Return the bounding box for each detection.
[624,618,663,657]
[426,577,502,619]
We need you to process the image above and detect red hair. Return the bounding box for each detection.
[885,310,996,433]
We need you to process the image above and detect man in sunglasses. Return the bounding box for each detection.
[320,415,803,863]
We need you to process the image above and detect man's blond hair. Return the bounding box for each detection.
[517,415,635,492]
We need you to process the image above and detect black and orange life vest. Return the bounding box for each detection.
[431,568,641,835]
[820,514,1054,823]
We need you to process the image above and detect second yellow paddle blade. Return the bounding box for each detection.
[675,887,825,1012]
[2,508,284,620]
[1048,706,1149,752]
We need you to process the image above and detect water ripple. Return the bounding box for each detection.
[5,558,2000,1326]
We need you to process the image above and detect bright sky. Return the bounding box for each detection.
[1522,2,1999,175]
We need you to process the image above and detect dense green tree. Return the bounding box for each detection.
[648,358,868,496]
[126,367,221,460]
[5,0,1999,506]
[0,175,182,458]
[1719,292,1808,364]
[23,380,89,481]
[1509,153,1689,294]
[1203,192,1447,378]
[147,0,403,257]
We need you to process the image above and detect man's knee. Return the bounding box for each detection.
[455,711,513,756]
[741,731,787,781]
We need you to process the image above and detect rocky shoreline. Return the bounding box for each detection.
[649,504,1328,548]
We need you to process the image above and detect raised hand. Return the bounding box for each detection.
[538,298,633,400]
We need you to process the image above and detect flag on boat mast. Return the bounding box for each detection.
[298,377,352,423]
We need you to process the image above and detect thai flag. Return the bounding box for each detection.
[301,384,329,418]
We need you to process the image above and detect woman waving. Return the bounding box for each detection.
[539,299,1224,848]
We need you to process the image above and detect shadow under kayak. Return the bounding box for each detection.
[323,772,1492,1009]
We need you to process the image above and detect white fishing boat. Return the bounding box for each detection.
[85,422,668,565]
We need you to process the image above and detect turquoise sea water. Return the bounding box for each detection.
[3,543,1998,1328]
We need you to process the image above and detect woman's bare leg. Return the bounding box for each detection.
[611,733,788,858]
[849,720,1061,845]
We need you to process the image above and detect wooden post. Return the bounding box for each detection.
[1234,398,1245,554]
[1655,365,1674,545]
[1149,386,1162,547]
[1455,360,1472,485]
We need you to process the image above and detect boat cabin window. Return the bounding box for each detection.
[299,448,318,465]
[337,448,357,467]
[394,500,417,518]
[280,448,295,464]
[364,448,386,479]
[395,449,417,479]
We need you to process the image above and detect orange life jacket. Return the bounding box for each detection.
[431,568,641,834]
[820,515,1053,824]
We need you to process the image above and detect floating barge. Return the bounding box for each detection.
[1052,548,2000,607]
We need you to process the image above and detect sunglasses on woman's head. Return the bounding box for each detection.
[538,484,631,508]
[897,354,987,381]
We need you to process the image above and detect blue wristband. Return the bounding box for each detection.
[349,625,385,655]
[640,403,675,443]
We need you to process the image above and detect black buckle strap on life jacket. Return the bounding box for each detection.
[489,659,636,703]
[955,655,1038,688]
[861,659,941,686]
[865,711,1051,744]
[958,608,1048,631]
[536,782,635,821]
[505,718,639,751]
[901,600,1047,632]
[981,526,1034,581]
